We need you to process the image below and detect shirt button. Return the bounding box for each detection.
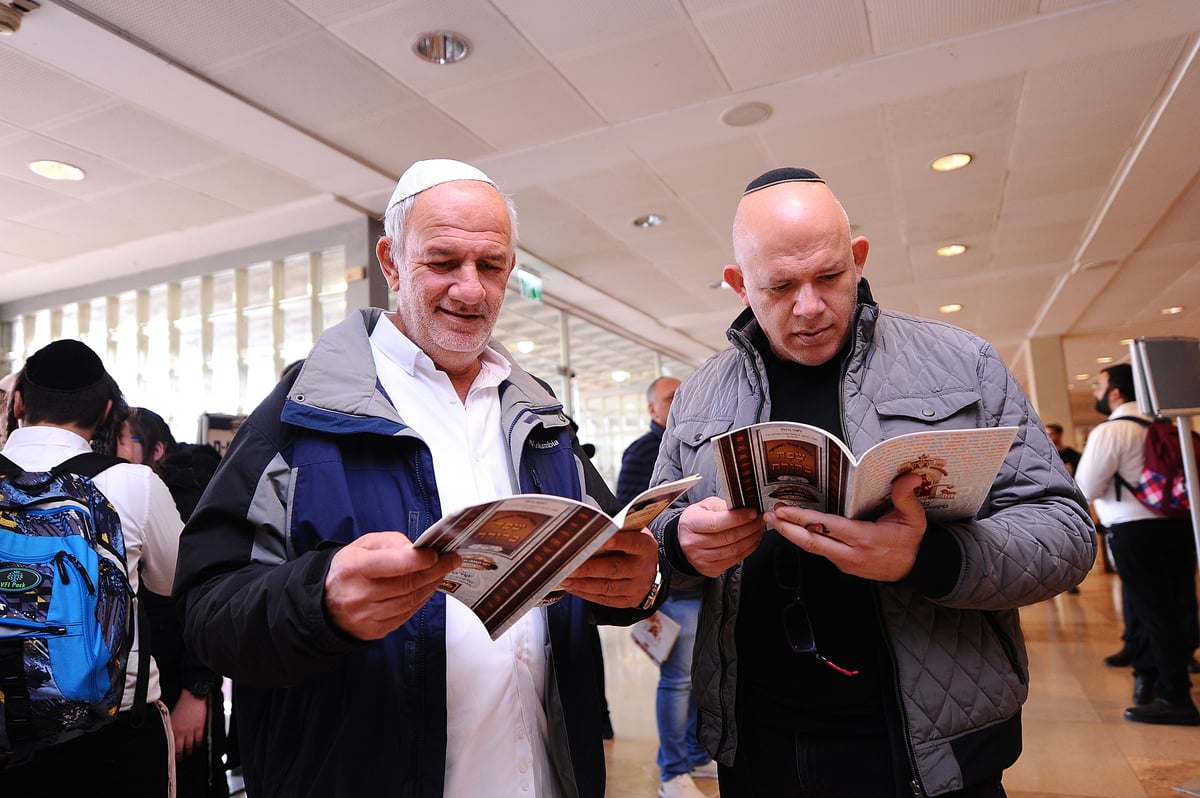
[921,408,935,417]
[520,762,529,773]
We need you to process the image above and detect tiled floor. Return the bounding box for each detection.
[599,567,1200,798]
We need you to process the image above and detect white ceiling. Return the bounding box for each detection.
[1,0,1199,429]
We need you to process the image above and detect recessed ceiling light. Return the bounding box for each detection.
[611,370,629,383]
[412,30,470,64]
[515,340,536,354]
[1096,356,1113,364]
[1074,373,1091,382]
[633,213,664,229]
[1161,305,1185,315]
[936,244,967,257]
[721,101,773,127]
[938,303,963,314]
[29,159,85,181]
[930,152,972,172]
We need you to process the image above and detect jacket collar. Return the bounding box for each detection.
[283,307,569,436]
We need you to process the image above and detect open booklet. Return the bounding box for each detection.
[715,422,1017,522]
[412,474,701,639]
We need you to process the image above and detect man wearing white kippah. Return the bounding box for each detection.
[174,159,666,798]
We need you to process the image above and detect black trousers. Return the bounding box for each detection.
[1107,517,1198,703]
[6,702,171,796]
[718,720,1006,798]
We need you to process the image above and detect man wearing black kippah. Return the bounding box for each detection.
[649,169,1096,797]
[3,340,184,795]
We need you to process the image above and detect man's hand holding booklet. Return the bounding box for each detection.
[413,474,700,638]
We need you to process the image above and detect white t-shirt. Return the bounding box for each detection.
[370,319,563,798]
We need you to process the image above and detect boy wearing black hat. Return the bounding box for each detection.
[3,340,183,795]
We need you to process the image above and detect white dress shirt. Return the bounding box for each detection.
[2,425,184,709]
[1074,401,1162,526]
[370,318,563,798]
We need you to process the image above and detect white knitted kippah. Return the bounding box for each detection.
[385,159,497,212]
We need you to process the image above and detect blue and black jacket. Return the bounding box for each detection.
[174,308,655,798]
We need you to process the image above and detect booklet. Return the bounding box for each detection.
[412,474,701,639]
[630,610,682,666]
[714,422,1017,522]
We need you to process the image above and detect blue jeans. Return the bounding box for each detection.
[657,592,709,780]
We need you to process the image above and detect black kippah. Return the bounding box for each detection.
[23,339,107,392]
[743,167,825,196]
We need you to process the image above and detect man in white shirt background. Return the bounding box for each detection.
[1074,363,1199,726]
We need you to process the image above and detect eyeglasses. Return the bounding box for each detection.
[773,544,860,677]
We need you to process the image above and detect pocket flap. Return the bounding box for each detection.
[875,390,979,423]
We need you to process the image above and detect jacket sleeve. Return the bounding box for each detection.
[173,409,363,687]
[905,341,1096,608]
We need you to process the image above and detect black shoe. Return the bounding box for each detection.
[1124,698,1200,726]
[1104,647,1134,667]
[1132,675,1154,706]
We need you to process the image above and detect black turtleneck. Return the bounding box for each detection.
[736,332,888,735]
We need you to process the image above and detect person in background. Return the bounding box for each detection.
[650,167,1095,797]
[118,408,229,796]
[1073,364,1199,726]
[0,371,17,446]
[1045,423,1081,475]
[4,341,183,795]
[173,159,666,797]
[617,377,714,798]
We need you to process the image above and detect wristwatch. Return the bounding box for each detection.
[638,566,664,611]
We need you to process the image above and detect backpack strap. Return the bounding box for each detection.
[50,452,126,480]
[1101,416,1152,501]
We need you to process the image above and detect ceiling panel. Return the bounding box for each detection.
[865,0,1040,54]
[1019,37,1187,124]
[75,0,319,71]
[491,0,688,57]
[322,104,494,180]
[691,0,872,90]
[430,66,603,150]
[43,105,230,176]
[0,48,111,128]
[211,31,419,135]
[553,26,727,123]
[168,156,320,210]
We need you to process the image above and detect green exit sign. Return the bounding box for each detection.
[517,268,543,302]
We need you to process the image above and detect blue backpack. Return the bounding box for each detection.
[0,452,135,767]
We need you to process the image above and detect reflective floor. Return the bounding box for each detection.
[599,567,1200,798]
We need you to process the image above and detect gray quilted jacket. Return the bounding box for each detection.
[651,286,1095,796]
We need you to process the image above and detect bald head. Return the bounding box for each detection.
[724,178,869,366]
